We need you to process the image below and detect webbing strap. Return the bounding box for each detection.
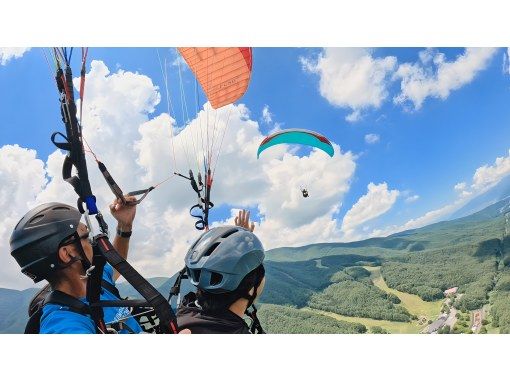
[93,234,178,334]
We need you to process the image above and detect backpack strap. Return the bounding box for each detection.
[44,290,91,315]
[24,290,91,334]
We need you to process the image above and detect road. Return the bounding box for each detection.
[444,306,458,330]
[471,309,483,333]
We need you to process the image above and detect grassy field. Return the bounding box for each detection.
[364,266,443,319]
[304,307,424,334]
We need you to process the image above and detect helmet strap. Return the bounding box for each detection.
[245,266,264,309]
[57,232,92,275]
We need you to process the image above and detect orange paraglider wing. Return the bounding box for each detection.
[178,47,253,109]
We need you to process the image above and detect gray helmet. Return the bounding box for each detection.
[10,202,81,283]
[185,226,265,293]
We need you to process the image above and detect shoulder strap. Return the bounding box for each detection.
[44,290,91,315]
[24,290,91,334]
[28,283,52,317]
[93,235,178,334]
[24,309,43,334]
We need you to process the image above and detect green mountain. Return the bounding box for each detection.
[0,288,40,333]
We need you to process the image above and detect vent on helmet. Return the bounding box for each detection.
[190,269,201,283]
[203,242,220,257]
[210,272,223,286]
[52,206,71,211]
[28,215,44,225]
[221,229,239,239]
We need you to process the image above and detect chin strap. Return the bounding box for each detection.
[244,267,265,334]
[245,304,264,334]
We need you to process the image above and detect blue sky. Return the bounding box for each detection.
[2,47,510,287]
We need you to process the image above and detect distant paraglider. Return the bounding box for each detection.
[257,128,334,159]
[257,129,334,199]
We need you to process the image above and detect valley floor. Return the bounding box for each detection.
[305,265,444,334]
[305,307,424,333]
[364,266,443,320]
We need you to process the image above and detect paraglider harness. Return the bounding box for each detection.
[48,48,178,334]
[301,189,309,198]
[169,267,265,334]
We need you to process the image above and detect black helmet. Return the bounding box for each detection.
[10,202,82,283]
[185,226,265,293]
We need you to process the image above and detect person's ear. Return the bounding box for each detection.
[57,246,74,264]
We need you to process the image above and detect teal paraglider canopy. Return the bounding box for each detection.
[257,129,334,159]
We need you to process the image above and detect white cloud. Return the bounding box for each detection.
[471,150,510,192]
[257,144,356,232]
[1,59,358,288]
[405,194,420,203]
[0,48,30,65]
[341,182,399,238]
[393,48,498,110]
[0,145,47,289]
[369,149,510,237]
[503,48,510,75]
[262,105,272,124]
[345,109,362,123]
[364,133,380,144]
[301,48,397,122]
[368,201,457,238]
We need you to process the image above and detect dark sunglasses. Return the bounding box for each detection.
[59,231,90,247]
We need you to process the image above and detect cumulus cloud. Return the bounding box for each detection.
[0,145,47,289]
[471,150,510,192]
[300,48,397,122]
[393,48,498,110]
[261,105,272,124]
[341,182,399,239]
[364,133,380,144]
[0,47,30,65]
[1,59,358,288]
[257,144,356,233]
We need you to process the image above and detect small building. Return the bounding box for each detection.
[444,287,458,297]
[427,315,448,334]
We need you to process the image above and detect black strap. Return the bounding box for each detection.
[53,65,97,214]
[244,266,265,334]
[45,290,91,315]
[245,304,265,334]
[87,244,108,333]
[101,279,121,298]
[97,160,154,205]
[25,290,92,334]
[93,234,178,334]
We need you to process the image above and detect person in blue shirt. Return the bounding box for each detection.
[10,197,143,334]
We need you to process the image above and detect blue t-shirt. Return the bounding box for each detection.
[40,264,143,334]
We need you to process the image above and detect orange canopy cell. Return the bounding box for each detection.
[178,47,253,109]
